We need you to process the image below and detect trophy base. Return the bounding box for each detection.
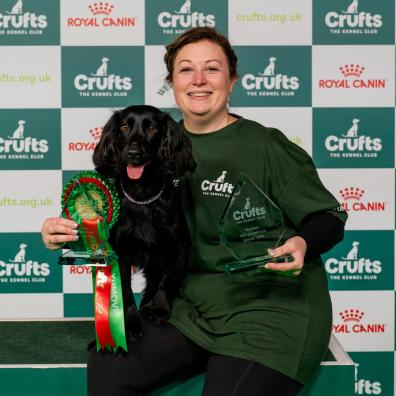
[225,254,295,276]
[58,249,116,267]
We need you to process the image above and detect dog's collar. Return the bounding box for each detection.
[120,179,165,205]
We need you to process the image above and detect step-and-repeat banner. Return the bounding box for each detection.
[0,0,395,394]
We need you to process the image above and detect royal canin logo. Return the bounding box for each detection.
[339,187,386,213]
[69,266,92,275]
[68,127,102,152]
[89,2,114,15]
[67,3,136,28]
[332,309,385,334]
[319,64,386,89]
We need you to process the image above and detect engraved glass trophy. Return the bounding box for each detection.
[218,172,295,276]
[58,171,119,267]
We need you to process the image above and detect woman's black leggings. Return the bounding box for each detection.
[87,318,303,396]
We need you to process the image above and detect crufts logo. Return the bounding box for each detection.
[354,363,382,395]
[68,126,102,152]
[338,187,386,213]
[325,118,382,158]
[319,64,386,89]
[325,241,382,281]
[232,197,266,222]
[67,2,136,28]
[201,171,234,198]
[242,56,300,97]
[324,0,382,35]
[0,119,49,160]
[157,0,215,34]
[332,308,385,334]
[0,0,47,34]
[73,57,132,97]
[0,243,50,281]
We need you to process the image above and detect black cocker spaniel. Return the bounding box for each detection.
[93,105,196,341]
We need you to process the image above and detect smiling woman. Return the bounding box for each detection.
[170,40,236,132]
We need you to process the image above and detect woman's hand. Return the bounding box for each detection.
[41,217,79,250]
[264,236,307,276]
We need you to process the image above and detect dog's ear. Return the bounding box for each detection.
[157,113,196,177]
[93,111,121,177]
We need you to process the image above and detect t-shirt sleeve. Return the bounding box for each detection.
[264,128,348,228]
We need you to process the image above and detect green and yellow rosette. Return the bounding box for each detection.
[61,171,127,352]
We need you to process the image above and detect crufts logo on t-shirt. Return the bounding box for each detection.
[201,171,234,198]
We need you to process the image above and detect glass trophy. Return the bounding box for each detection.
[58,171,119,267]
[218,172,295,276]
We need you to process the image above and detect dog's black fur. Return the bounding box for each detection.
[93,105,195,341]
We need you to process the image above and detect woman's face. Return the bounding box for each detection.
[172,40,236,128]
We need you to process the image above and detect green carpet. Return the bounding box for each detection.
[0,320,94,365]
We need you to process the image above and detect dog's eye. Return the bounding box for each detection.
[146,126,158,135]
[120,124,130,134]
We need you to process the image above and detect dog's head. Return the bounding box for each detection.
[93,105,195,181]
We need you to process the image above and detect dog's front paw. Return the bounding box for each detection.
[125,306,143,342]
[140,302,170,325]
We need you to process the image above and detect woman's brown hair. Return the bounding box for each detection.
[164,27,238,83]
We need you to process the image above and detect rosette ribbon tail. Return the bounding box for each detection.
[92,261,127,352]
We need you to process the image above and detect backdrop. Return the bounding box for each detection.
[0,0,395,394]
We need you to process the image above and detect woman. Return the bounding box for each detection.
[42,27,347,396]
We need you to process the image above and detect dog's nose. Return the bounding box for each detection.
[127,144,141,160]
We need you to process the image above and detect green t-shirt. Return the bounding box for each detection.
[169,117,347,384]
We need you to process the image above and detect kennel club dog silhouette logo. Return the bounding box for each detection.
[73,56,132,97]
[324,0,383,32]
[7,0,23,14]
[0,119,49,161]
[145,0,228,44]
[232,197,266,224]
[315,0,392,44]
[201,171,234,198]
[0,0,48,37]
[241,56,300,96]
[157,0,215,34]
[325,240,383,282]
[324,118,383,159]
[0,243,50,283]
[233,46,311,107]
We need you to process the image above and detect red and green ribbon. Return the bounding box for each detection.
[61,171,127,352]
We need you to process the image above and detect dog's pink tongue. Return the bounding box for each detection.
[127,164,144,180]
